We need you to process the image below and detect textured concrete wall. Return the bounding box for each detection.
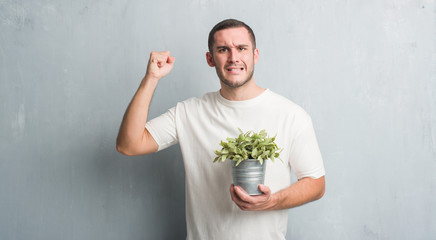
[1,0,435,239]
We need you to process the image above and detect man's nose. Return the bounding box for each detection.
[228,49,240,63]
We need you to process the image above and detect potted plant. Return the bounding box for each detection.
[214,129,282,195]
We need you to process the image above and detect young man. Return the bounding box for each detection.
[117,19,325,240]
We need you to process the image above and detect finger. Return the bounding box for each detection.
[230,186,257,211]
[230,186,244,210]
[151,50,170,57]
[258,184,271,195]
[230,185,242,202]
[150,56,165,67]
[234,186,253,203]
[229,184,236,200]
[156,56,170,67]
[157,55,175,68]
[230,185,249,204]
[150,51,171,64]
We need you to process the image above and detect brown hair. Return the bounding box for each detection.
[208,19,256,54]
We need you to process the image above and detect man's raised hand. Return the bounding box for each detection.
[145,51,175,81]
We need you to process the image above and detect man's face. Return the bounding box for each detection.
[206,27,259,88]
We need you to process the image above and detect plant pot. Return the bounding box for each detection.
[231,159,266,195]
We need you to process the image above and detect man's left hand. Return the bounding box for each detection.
[230,184,276,211]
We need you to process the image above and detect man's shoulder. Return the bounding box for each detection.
[266,89,303,109]
[265,89,312,120]
[176,91,218,107]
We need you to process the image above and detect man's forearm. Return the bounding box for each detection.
[270,176,325,210]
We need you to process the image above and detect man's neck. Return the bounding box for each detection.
[219,80,265,101]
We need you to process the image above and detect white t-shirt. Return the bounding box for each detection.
[146,89,325,240]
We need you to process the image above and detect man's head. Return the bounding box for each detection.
[206,19,259,89]
[208,19,256,55]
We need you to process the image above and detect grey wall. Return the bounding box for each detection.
[1,0,435,239]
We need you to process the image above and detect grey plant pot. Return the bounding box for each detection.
[231,159,266,195]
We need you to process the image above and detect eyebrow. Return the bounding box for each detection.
[216,44,250,49]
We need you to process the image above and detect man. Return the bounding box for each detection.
[117,19,325,240]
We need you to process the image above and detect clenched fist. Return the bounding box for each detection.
[145,51,176,81]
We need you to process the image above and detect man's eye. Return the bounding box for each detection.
[218,49,227,53]
[239,47,246,51]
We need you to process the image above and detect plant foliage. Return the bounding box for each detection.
[214,129,282,166]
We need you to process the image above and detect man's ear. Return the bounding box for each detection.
[206,52,215,67]
[254,48,259,65]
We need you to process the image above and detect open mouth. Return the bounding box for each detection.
[226,66,244,72]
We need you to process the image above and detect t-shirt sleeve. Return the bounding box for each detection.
[145,107,179,151]
[289,118,325,180]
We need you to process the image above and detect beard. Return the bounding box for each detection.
[217,67,255,88]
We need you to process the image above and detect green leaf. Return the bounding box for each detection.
[214,129,282,165]
[252,148,258,158]
[235,159,243,166]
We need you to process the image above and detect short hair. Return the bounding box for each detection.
[208,19,256,54]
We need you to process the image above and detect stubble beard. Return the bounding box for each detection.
[217,68,255,89]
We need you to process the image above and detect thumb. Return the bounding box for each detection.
[167,56,176,64]
[258,184,271,195]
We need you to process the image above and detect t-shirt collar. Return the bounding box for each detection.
[216,88,270,107]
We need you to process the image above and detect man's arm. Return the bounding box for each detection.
[230,176,325,211]
[116,51,175,156]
